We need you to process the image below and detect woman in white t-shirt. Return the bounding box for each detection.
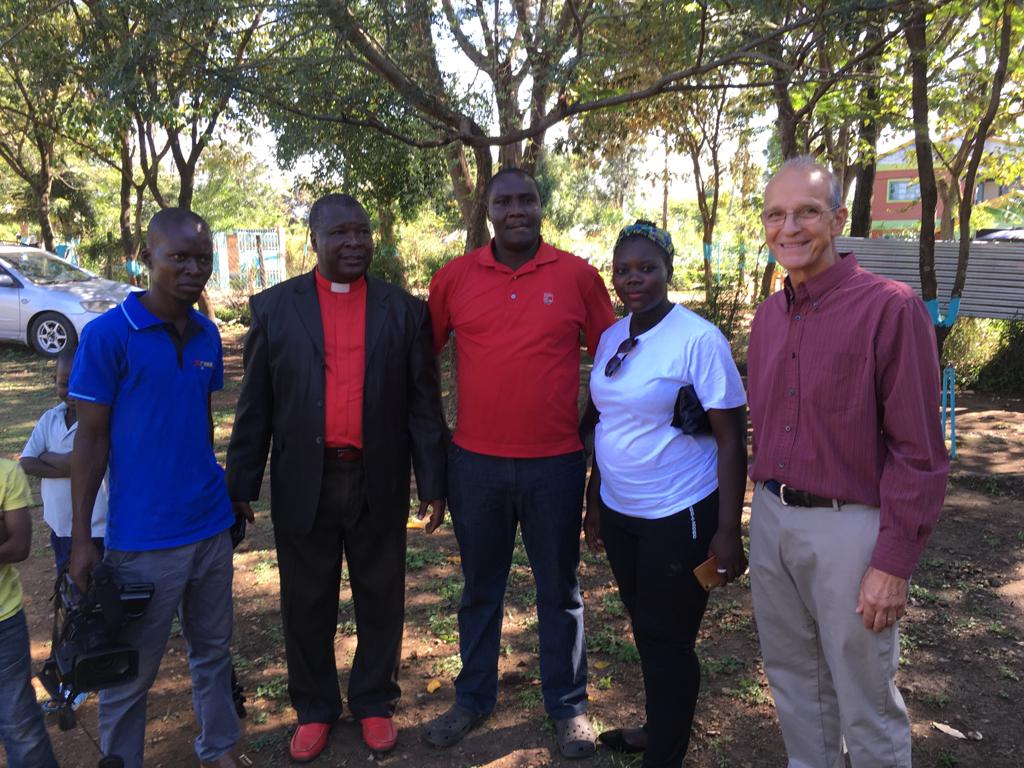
[583,220,748,768]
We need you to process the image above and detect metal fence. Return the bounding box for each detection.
[212,228,286,292]
[837,236,1024,320]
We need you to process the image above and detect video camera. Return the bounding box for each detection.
[38,561,153,730]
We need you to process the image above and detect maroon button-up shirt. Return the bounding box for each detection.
[747,253,949,578]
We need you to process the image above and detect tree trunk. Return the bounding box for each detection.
[848,103,878,237]
[119,132,135,267]
[905,3,939,305]
[937,179,957,240]
[37,176,56,253]
[177,161,196,211]
[952,0,1013,304]
[378,204,397,252]
[661,135,670,230]
[465,145,492,251]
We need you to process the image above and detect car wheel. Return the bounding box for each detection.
[29,311,77,358]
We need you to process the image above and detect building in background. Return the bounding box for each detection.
[870,137,1023,239]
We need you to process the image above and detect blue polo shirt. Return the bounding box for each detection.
[69,292,234,551]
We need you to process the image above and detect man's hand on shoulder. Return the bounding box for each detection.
[856,566,908,633]
[419,498,447,534]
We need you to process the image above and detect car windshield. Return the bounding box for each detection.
[2,250,93,285]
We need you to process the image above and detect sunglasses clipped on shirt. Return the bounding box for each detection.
[604,336,638,377]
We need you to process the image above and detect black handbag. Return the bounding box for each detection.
[671,384,711,435]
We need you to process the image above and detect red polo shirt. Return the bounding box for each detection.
[315,268,366,448]
[428,239,615,457]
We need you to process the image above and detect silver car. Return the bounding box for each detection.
[0,245,137,358]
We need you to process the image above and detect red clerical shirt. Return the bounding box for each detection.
[428,240,615,458]
[747,253,950,579]
[315,268,366,449]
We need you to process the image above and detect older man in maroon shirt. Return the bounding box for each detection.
[746,157,949,768]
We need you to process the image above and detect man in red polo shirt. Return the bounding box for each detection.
[422,168,615,758]
[227,194,447,762]
[747,157,949,767]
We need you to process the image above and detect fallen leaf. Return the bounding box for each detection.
[447,555,462,564]
[426,679,442,694]
[593,660,610,670]
[931,722,967,740]
[407,517,427,529]
[967,731,983,741]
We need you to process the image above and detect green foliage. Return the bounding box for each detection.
[943,318,1024,394]
[191,141,288,232]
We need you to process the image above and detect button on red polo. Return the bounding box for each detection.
[428,240,615,458]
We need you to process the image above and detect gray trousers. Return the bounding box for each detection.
[749,483,911,768]
[99,530,239,767]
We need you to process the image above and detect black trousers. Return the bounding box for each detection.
[599,490,719,768]
[275,459,407,724]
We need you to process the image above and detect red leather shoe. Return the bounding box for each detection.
[360,716,398,753]
[289,722,331,763]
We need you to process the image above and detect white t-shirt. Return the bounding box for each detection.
[21,402,108,538]
[591,304,746,519]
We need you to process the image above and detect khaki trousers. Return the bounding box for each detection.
[749,483,911,768]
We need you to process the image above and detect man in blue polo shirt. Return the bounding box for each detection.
[68,209,254,768]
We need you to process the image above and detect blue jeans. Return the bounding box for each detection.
[98,531,239,768]
[0,610,58,768]
[448,445,588,719]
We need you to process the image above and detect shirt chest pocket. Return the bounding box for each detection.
[807,351,866,414]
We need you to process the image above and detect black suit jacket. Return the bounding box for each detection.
[226,271,447,534]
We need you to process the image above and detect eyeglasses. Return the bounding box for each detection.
[604,336,638,377]
[760,205,839,228]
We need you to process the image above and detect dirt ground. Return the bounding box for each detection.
[2,330,1022,768]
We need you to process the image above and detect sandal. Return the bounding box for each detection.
[422,703,487,748]
[556,713,596,759]
[598,726,647,754]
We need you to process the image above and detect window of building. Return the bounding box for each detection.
[888,179,921,202]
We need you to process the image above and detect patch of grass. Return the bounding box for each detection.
[406,546,448,570]
[251,554,278,583]
[998,664,1020,682]
[254,675,288,701]
[987,620,1014,638]
[437,578,463,604]
[587,629,640,663]
[899,630,917,664]
[431,653,462,679]
[702,654,745,676]
[428,610,459,644]
[733,676,771,706]
[516,685,543,709]
[600,591,626,618]
[935,750,960,768]
[511,540,530,567]
[336,620,357,636]
[922,691,949,709]
[247,730,288,753]
[594,674,613,690]
[909,584,940,605]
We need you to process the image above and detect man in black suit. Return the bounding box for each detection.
[226,194,447,762]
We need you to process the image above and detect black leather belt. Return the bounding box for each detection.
[764,479,846,508]
[325,446,363,462]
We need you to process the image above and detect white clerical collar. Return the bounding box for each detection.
[330,282,351,293]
